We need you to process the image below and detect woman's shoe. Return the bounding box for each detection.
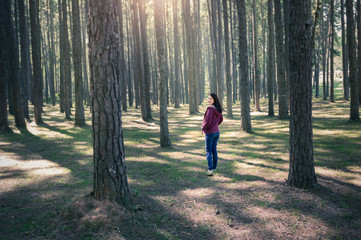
[207,170,213,176]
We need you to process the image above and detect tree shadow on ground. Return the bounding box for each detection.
[0,130,227,239]
[1,100,361,239]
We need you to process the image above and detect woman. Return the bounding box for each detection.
[201,93,223,176]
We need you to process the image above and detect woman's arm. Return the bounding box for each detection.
[201,108,212,132]
[218,114,223,125]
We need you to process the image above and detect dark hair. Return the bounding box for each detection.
[209,93,222,113]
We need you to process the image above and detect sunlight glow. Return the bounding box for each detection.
[180,188,215,198]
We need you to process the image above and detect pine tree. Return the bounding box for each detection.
[88,0,130,202]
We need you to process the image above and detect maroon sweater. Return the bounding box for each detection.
[202,106,223,134]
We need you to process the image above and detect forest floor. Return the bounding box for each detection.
[1,90,361,239]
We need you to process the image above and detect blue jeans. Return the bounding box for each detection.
[205,132,220,170]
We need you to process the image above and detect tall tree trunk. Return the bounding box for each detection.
[311,0,321,100]
[321,6,327,100]
[125,0,134,107]
[230,0,237,103]
[311,0,321,55]
[357,0,361,104]
[45,1,50,105]
[181,1,188,104]
[118,0,127,112]
[48,0,56,106]
[250,18,254,105]
[72,0,85,126]
[62,0,71,120]
[163,5,170,106]
[132,0,147,120]
[18,0,30,120]
[81,0,90,107]
[154,0,171,147]
[139,0,152,120]
[25,0,33,104]
[274,0,288,118]
[88,0,130,203]
[0,2,11,131]
[58,0,65,113]
[183,0,198,114]
[152,41,158,105]
[223,0,232,117]
[284,0,290,105]
[195,0,202,107]
[67,0,73,109]
[315,42,320,98]
[326,28,331,98]
[4,0,26,128]
[216,0,224,105]
[29,0,43,124]
[341,0,349,100]
[173,0,180,108]
[252,0,261,112]
[288,0,317,188]
[329,0,335,103]
[267,0,275,116]
[42,29,49,105]
[261,0,266,99]
[235,0,251,133]
[346,0,360,121]
[207,0,217,94]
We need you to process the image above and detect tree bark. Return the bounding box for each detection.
[230,0,237,103]
[321,5,328,100]
[88,0,130,203]
[311,0,321,55]
[58,0,65,113]
[81,0,90,106]
[125,0,134,107]
[139,0,152,120]
[118,0,127,112]
[154,0,171,147]
[47,0,56,106]
[72,0,85,126]
[346,0,360,121]
[29,0,43,124]
[235,0,251,133]
[0,26,9,131]
[252,0,261,112]
[329,0,335,103]
[173,0,180,108]
[284,0,290,105]
[261,0,266,99]
[181,1,188,104]
[207,0,217,94]
[42,26,49,105]
[62,0,72,120]
[223,0,232,118]
[267,0,275,116]
[216,0,224,105]
[287,0,317,188]
[357,0,361,104]
[183,0,198,114]
[132,0,147,120]
[274,0,288,119]
[315,41,320,98]
[341,0,349,100]
[18,0,30,120]
[0,1,10,131]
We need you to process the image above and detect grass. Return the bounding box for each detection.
[1,81,361,239]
